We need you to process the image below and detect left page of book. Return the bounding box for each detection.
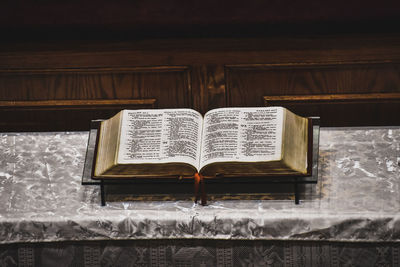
[117,109,203,170]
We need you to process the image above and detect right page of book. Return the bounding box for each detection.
[199,107,284,170]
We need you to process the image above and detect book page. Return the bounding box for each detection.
[117,109,203,169]
[199,107,283,169]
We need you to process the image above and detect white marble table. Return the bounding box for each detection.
[0,127,399,244]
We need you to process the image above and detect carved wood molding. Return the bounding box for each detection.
[264,93,400,106]
[0,66,189,74]
[226,60,400,70]
[0,99,157,110]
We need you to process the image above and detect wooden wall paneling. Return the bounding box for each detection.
[226,62,400,126]
[1,35,400,128]
[0,67,191,105]
[0,66,191,131]
[191,64,226,114]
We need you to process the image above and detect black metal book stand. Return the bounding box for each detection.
[82,117,320,206]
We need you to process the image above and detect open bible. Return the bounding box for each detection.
[93,107,309,179]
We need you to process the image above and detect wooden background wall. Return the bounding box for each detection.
[1,34,400,131]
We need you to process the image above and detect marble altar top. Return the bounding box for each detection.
[0,127,399,244]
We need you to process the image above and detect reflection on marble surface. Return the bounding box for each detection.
[0,128,399,243]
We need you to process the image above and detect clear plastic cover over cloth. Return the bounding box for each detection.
[0,127,399,244]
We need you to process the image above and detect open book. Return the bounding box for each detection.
[94,107,309,179]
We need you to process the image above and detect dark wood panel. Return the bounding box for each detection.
[226,62,400,106]
[0,66,191,131]
[226,62,400,126]
[2,35,400,69]
[2,0,399,38]
[0,67,191,108]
